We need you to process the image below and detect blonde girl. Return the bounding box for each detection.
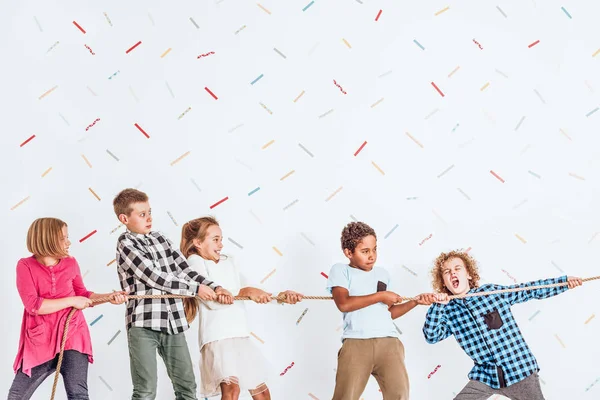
[180,217,303,400]
[8,218,126,400]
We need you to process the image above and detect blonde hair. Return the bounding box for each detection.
[180,216,220,323]
[431,250,481,295]
[27,218,69,259]
[113,188,148,218]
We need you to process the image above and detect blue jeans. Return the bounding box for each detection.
[7,350,89,400]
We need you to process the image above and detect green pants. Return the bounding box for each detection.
[127,327,197,400]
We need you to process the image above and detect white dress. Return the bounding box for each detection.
[187,254,270,396]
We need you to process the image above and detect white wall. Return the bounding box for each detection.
[1,1,600,399]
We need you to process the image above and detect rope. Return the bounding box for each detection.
[49,275,600,399]
[441,275,600,301]
[51,308,76,400]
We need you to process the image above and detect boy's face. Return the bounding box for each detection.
[344,235,377,271]
[441,257,471,295]
[120,201,152,234]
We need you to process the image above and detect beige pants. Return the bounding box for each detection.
[333,337,409,400]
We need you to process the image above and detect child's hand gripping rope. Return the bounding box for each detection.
[49,276,597,400]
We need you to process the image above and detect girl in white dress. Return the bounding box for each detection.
[180,216,303,400]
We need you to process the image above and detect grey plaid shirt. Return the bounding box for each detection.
[116,230,220,334]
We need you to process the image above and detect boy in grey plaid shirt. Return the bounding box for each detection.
[113,188,232,400]
[423,250,582,400]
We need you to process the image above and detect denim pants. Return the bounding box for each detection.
[7,350,89,400]
[127,327,197,400]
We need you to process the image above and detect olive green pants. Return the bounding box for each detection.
[127,327,197,400]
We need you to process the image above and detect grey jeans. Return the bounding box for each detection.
[7,350,89,400]
[127,327,197,400]
[455,373,544,400]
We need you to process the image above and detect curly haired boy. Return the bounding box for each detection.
[423,250,582,400]
[326,222,435,400]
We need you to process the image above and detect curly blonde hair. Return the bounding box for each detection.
[431,250,481,295]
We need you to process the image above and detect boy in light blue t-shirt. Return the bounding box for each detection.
[327,222,435,400]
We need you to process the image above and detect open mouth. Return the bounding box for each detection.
[451,276,460,289]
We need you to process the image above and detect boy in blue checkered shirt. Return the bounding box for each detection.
[423,250,582,400]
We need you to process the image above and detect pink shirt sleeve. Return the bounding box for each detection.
[16,260,44,315]
[71,259,93,298]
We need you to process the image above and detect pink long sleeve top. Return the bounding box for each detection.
[13,256,94,376]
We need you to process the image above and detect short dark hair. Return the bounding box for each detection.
[113,188,149,217]
[340,222,377,253]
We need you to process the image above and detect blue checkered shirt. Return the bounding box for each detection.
[423,276,568,389]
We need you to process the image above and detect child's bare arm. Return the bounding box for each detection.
[389,301,418,319]
[389,293,437,319]
[331,287,401,312]
[239,287,272,304]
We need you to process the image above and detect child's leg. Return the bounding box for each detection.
[127,327,160,400]
[7,359,55,400]
[371,338,409,399]
[249,383,270,400]
[332,339,374,400]
[500,373,545,400]
[59,350,90,399]
[158,331,197,400]
[453,380,498,400]
[220,382,241,400]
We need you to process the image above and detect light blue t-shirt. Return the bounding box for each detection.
[326,263,399,340]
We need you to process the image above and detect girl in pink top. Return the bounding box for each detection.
[8,218,127,400]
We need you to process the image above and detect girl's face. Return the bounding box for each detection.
[60,225,71,255]
[194,224,223,262]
